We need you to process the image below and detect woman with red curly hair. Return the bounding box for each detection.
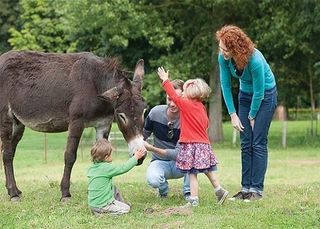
[216,25,277,202]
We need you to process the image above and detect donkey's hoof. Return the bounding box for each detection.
[10,196,20,202]
[60,196,71,203]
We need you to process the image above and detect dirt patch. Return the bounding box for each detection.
[144,205,193,217]
[160,206,193,217]
[152,220,185,229]
[145,206,192,229]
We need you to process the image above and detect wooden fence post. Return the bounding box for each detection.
[274,105,287,148]
[44,133,48,163]
[0,140,2,170]
[112,129,117,154]
[232,128,238,147]
[282,120,287,148]
[80,137,84,161]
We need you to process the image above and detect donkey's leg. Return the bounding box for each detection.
[0,112,20,201]
[60,120,84,201]
[95,116,113,140]
[102,123,112,139]
[11,118,25,195]
[12,118,25,155]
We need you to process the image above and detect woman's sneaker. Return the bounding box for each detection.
[228,191,250,201]
[244,192,263,202]
[215,188,229,204]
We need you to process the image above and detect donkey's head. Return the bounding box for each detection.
[98,60,147,165]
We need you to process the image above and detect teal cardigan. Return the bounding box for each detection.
[218,48,276,118]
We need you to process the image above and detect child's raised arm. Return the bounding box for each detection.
[157,67,169,82]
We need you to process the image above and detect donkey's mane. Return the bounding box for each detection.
[102,57,130,83]
[103,56,121,72]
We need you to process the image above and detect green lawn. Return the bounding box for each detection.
[0,121,319,228]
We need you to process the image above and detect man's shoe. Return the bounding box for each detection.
[157,188,168,198]
[159,192,168,198]
[244,192,263,202]
[159,193,168,198]
[215,188,229,204]
[228,191,250,201]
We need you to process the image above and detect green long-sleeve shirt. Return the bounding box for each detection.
[87,157,137,208]
[218,48,276,118]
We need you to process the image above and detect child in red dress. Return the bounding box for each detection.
[157,67,228,207]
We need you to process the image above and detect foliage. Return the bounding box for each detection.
[63,0,176,106]
[64,0,173,60]
[3,0,320,140]
[0,0,20,53]
[4,0,320,106]
[252,0,320,107]
[8,0,75,52]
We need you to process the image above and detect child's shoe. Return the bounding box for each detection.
[183,196,199,208]
[184,192,191,202]
[215,188,229,204]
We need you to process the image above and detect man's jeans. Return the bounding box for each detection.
[146,160,190,196]
[238,86,277,194]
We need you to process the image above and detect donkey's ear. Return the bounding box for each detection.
[98,86,123,102]
[133,59,144,92]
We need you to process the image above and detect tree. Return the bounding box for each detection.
[9,0,74,52]
[253,0,320,134]
[0,0,19,53]
[8,0,319,141]
[63,0,175,105]
[137,0,260,142]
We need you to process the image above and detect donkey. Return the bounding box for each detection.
[0,50,147,201]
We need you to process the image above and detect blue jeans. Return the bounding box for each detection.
[146,160,190,196]
[238,87,277,195]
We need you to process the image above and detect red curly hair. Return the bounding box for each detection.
[216,25,255,70]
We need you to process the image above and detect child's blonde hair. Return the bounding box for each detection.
[90,139,113,163]
[183,78,211,101]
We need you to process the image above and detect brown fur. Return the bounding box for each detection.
[0,50,146,200]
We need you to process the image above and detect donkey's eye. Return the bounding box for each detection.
[117,113,127,124]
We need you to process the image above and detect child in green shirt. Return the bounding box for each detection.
[87,139,146,215]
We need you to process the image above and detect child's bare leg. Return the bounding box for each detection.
[205,171,228,204]
[205,171,220,189]
[187,173,199,206]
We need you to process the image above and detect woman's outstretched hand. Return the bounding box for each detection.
[157,67,169,82]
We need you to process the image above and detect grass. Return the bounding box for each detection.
[0,121,319,228]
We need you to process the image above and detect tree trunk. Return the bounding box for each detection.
[208,41,224,143]
[0,139,2,170]
[308,65,315,136]
[282,120,287,148]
